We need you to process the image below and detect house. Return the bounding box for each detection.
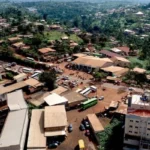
[110,48,122,54]
[61,36,69,40]
[50,86,68,95]
[111,56,130,67]
[87,114,104,142]
[71,56,113,72]
[116,46,130,56]
[135,11,144,16]
[44,93,68,106]
[49,24,62,30]
[44,105,68,137]
[13,73,27,82]
[8,37,22,43]
[27,109,46,149]
[62,91,86,108]
[25,78,43,93]
[0,90,28,150]
[124,29,136,35]
[123,94,150,150]
[21,46,30,50]
[101,66,129,77]
[132,67,146,74]
[0,18,6,23]
[12,42,25,50]
[70,42,78,48]
[100,50,123,58]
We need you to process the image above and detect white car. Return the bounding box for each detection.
[99,96,104,100]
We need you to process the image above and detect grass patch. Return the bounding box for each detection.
[45,31,83,43]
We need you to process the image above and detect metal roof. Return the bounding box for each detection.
[0,109,28,148]
[27,109,46,149]
[44,105,67,129]
[7,90,28,111]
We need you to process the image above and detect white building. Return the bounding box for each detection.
[124,94,150,150]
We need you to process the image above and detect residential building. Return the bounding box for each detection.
[124,93,150,150]
[100,49,123,58]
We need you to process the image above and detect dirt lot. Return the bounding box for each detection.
[52,84,127,150]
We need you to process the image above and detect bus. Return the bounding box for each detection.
[80,98,97,110]
[22,68,33,73]
[78,139,85,150]
[80,87,91,95]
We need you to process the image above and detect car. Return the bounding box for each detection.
[7,63,12,67]
[84,121,90,128]
[99,96,104,101]
[85,130,90,136]
[11,62,17,66]
[48,143,58,148]
[80,123,85,131]
[68,124,73,132]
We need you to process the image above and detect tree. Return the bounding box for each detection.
[93,72,106,81]
[39,71,56,90]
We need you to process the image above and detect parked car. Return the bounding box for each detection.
[48,142,58,148]
[84,121,90,128]
[80,123,85,131]
[99,96,104,101]
[85,130,90,136]
[68,124,73,132]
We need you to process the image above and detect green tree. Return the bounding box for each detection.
[39,71,56,90]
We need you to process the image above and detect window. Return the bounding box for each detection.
[129,125,133,128]
[135,132,138,134]
[129,131,132,133]
[135,126,138,128]
[136,121,139,123]
[130,120,133,122]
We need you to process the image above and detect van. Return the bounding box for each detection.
[26,57,35,62]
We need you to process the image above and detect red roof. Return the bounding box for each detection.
[128,109,150,117]
[100,50,123,58]
[117,47,130,54]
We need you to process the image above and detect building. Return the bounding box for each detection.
[44,105,68,137]
[13,73,27,82]
[50,86,68,95]
[38,47,56,56]
[116,46,130,56]
[124,29,136,36]
[87,114,104,142]
[27,109,46,149]
[100,50,123,58]
[111,56,130,67]
[101,66,129,77]
[110,48,122,54]
[133,67,146,74]
[62,91,86,108]
[71,56,113,72]
[44,93,68,106]
[0,90,28,150]
[124,94,150,150]
[12,42,25,49]
[8,37,22,43]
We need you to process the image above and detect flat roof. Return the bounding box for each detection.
[111,48,122,53]
[29,91,50,107]
[87,114,104,132]
[131,95,150,107]
[45,130,66,137]
[7,90,28,111]
[38,47,56,54]
[44,93,68,106]
[0,109,28,148]
[13,73,27,80]
[62,91,86,104]
[44,105,67,129]
[50,86,68,95]
[25,78,43,88]
[133,67,146,74]
[101,66,126,73]
[27,109,46,149]
[0,81,27,95]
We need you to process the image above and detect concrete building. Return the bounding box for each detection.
[124,93,150,150]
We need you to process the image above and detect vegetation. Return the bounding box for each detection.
[39,71,56,90]
[97,117,124,150]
